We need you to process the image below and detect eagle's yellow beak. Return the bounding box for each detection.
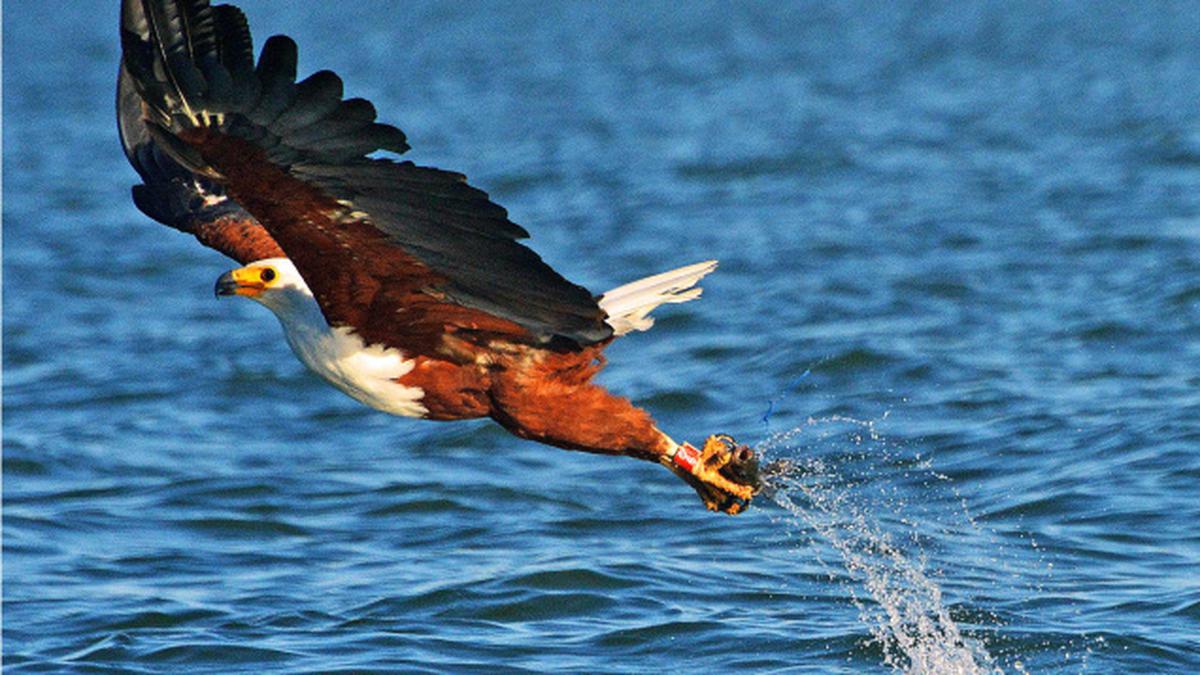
[214,266,266,298]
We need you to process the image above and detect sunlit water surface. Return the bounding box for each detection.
[5,1,1200,672]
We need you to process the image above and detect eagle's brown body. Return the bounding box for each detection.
[187,127,669,460]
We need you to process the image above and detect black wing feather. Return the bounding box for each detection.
[273,70,344,132]
[247,35,298,125]
[120,60,282,264]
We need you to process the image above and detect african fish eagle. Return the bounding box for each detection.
[117,0,762,513]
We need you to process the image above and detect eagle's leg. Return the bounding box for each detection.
[488,370,760,514]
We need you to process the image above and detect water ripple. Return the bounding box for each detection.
[6,1,1200,672]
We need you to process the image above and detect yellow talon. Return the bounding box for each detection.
[700,434,734,468]
[667,434,761,514]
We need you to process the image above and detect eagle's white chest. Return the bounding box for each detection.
[273,302,428,418]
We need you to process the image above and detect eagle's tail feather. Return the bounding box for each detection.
[598,260,718,336]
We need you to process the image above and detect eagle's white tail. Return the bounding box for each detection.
[599,260,718,336]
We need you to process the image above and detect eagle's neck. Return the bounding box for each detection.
[259,289,429,419]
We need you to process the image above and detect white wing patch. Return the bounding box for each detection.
[329,327,428,417]
[287,326,428,418]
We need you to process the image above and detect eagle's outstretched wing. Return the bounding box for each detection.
[119,0,612,355]
[119,62,284,264]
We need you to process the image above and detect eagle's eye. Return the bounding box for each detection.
[260,268,277,283]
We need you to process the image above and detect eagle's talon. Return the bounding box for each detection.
[670,434,762,515]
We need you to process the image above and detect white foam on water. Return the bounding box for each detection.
[760,416,1010,675]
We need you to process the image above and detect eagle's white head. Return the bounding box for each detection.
[214,257,315,316]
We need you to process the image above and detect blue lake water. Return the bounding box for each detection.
[5,1,1200,672]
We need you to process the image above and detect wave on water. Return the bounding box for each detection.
[757,416,1011,675]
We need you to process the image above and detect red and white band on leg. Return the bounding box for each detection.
[668,442,701,473]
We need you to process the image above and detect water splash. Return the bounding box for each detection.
[759,416,1007,674]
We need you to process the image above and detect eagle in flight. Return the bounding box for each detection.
[118,0,762,513]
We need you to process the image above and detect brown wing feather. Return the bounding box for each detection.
[184,128,532,358]
[190,214,285,264]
